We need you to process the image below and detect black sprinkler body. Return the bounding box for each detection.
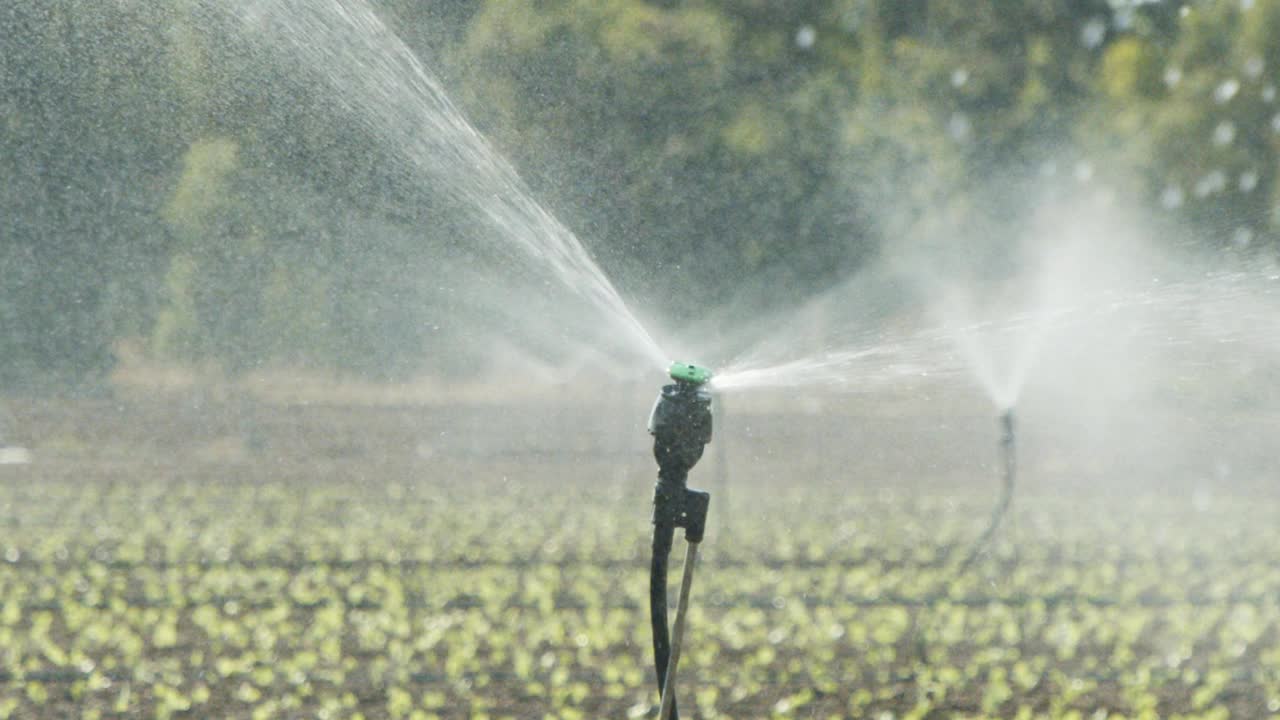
[647,363,714,719]
[649,381,713,523]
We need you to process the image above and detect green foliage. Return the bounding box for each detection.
[2,457,1279,717]
[1084,1,1280,250]
[5,0,1280,384]
[164,138,241,233]
[1101,37,1164,101]
[0,1,186,389]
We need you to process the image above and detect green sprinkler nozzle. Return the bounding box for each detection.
[668,362,713,387]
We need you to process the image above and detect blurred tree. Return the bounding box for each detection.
[1086,1,1280,251]
[5,0,1280,388]
[156,138,263,370]
[0,1,185,389]
[451,0,876,322]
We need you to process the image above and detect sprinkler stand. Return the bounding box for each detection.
[961,408,1017,569]
[647,363,714,720]
[659,538,701,720]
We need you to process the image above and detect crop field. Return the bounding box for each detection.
[2,390,1280,719]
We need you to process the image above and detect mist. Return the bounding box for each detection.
[4,0,1280,717]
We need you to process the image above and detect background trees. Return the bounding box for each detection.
[3,0,1279,387]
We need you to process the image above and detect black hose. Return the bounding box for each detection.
[650,470,686,720]
[959,458,1014,570]
[650,521,678,720]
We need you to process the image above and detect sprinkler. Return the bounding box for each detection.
[918,409,1018,665]
[647,362,713,720]
[961,408,1017,570]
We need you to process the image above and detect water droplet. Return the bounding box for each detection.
[1242,0,1256,9]
[951,68,970,88]
[1244,56,1265,78]
[795,25,816,50]
[1161,186,1185,209]
[838,5,867,32]
[1272,113,1280,133]
[1239,171,1258,192]
[1232,227,1254,247]
[1263,85,1276,103]
[1113,7,1135,31]
[1194,170,1227,197]
[1080,17,1107,49]
[1212,121,1236,146]
[1164,66,1183,88]
[1180,6,1191,18]
[1074,161,1094,183]
[1214,78,1240,104]
[948,112,972,142]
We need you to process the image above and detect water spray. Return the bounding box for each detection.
[647,362,713,720]
[960,408,1017,570]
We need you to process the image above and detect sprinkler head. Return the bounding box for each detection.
[649,362,714,484]
[668,362,713,387]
